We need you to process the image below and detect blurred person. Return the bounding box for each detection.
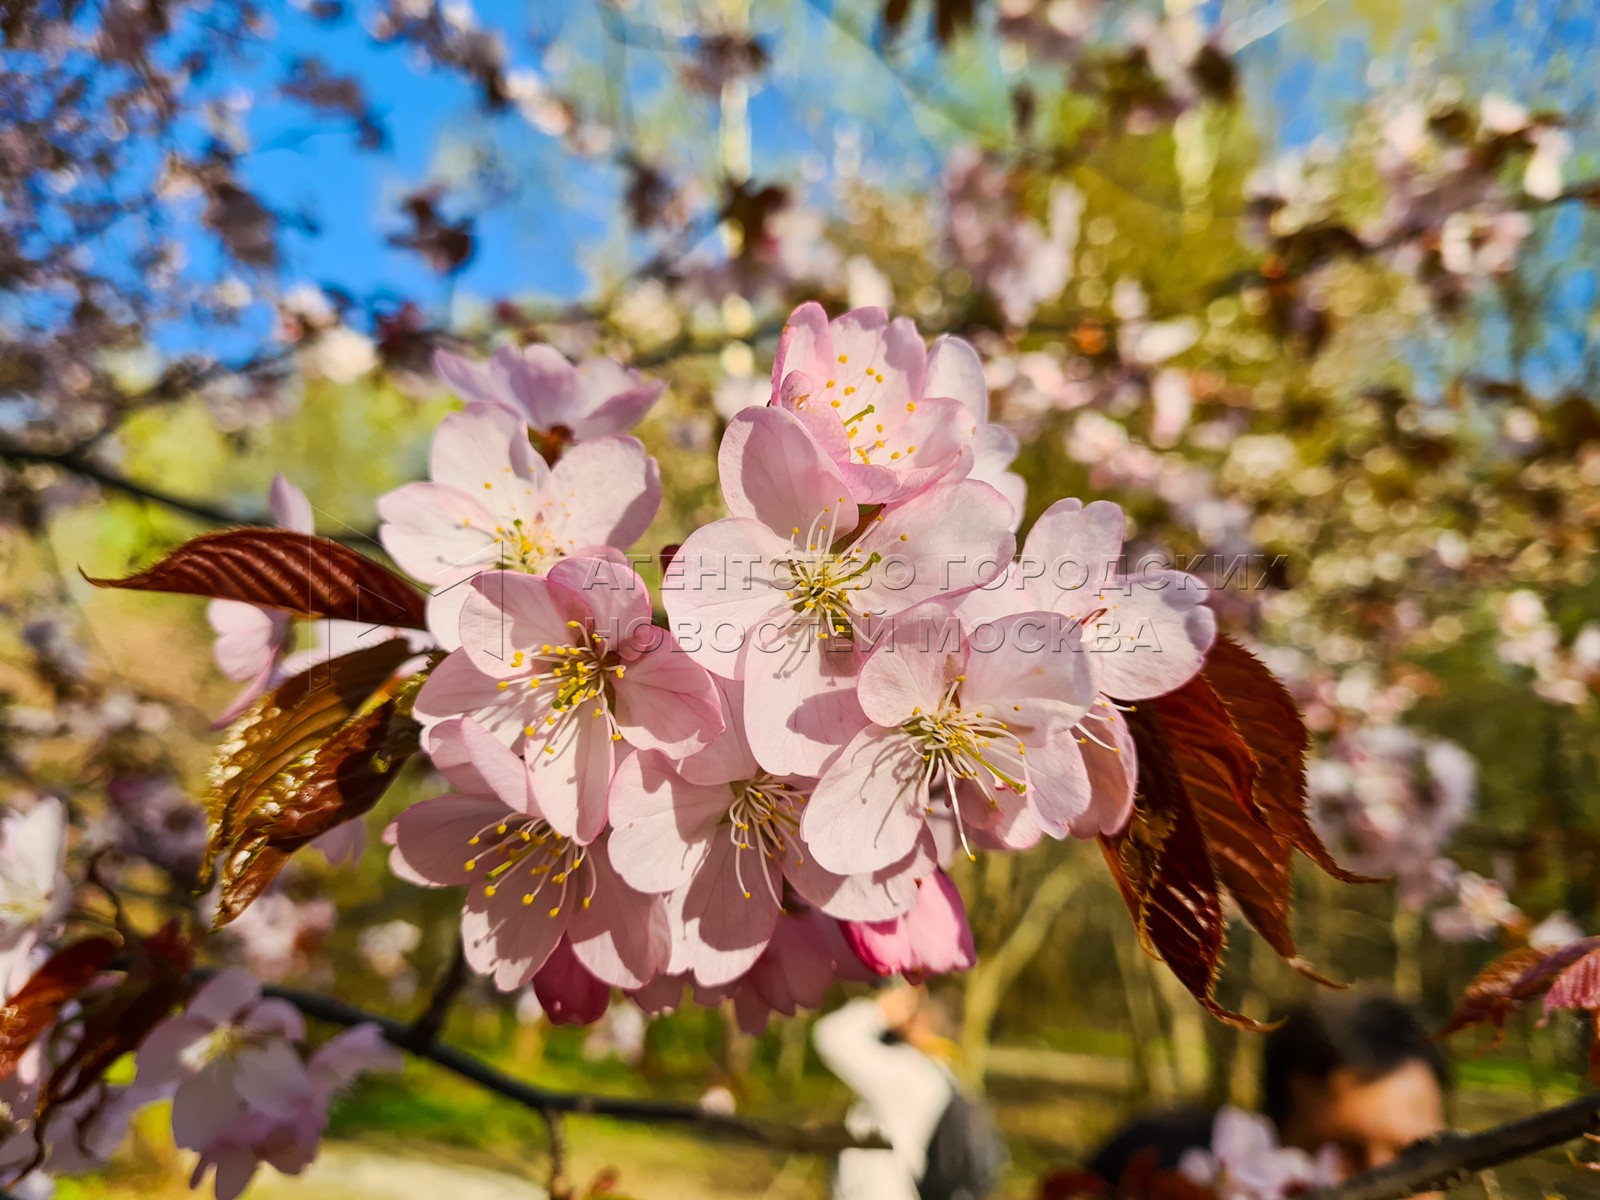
[1085,991,1449,1189]
[814,984,1005,1200]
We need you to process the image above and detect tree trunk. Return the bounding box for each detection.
[958,859,1084,1090]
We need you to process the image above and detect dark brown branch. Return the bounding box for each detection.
[260,981,885,1155]
[0,442,271,529]
[1307,1091,1600,1200]
[405,936,467,1048]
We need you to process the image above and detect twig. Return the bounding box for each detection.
[0,442,270,529]
[405,936,467,1048]
[542,1108,570,1200]
[259,981,886,1155]
[1306,1092,1600,1200]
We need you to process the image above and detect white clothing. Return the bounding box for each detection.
[814,998,953,1200]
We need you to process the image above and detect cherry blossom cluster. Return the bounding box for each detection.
[368,301,1216,1027]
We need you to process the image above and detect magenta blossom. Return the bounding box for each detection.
[841,869,976,981]
[135,969,312,1157]
[664,405,1015,776]
[385,717,670,992]
[802,605,1098,874]
[770,302,979,505]
[434,344,666,443]
[415,557,721,842]
[608,679,932,987]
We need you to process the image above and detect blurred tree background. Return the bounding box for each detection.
[4,0,1600,1195]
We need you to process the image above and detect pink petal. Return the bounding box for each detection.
[413,649,529,748]
[769,302,832,400]
[568,836,670,988]
[208,600,288,682]
[669,835,781,987]
[384,792,512,887]
[572,379,666,441]
[1021,498,1127,605]
[233,1039,312,1116]
[458,571,586,678]
[268,474,314,534]
[676,677,760,786]
[377,481,499,586]
[1074,707,1138,838]
[525,702,614,843]
[610,630,723,756]
[854,479,1016,614]
[605,751,727,894]
[546,436,661,551]
[856,605,964,727]
[801,725,928,874]
[185,968,262,1026]
[429,402,542,499]
[961,611,1098,720]
[504,344,585,431]
[170,1072,245,1151]
[785,828,929,921]
[546,554,654,652]
[924,335,988,423]
[842,869,974,979]
[740,616,868,777]
[719,405,858,542]
[1094,571,1216,700]
[434,348,508,409]
[464,883,567,991]
[661,518,790,677]
[427,716,534,811]
[1017,729,1092,838]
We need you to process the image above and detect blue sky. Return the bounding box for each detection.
[155,0,1596,388]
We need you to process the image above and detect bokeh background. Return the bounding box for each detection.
[5,0,1600,1195]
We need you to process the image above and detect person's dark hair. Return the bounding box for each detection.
[1261,991,1450,1128]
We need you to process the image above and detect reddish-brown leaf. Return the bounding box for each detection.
[37,922,194,1120]
[214,694,419,925]
[1199,637,1371,884]
[205,638,415,880]
[86,529,427,630]
[1103,700,1252,1027]
[1437,939,1600,1038]
[0,937,119,1083]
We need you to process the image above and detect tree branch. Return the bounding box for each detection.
[404,936,467,1048]
[1307,1091,1600,1200]
[259,981,885,1155]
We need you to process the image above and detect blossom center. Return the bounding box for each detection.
[725,775,807,904]
[464,815,593,918]
[778,506,880,640]
[492,515,560,574]
[502,623,627,753]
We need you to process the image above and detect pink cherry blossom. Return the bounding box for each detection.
[0,797,70,996]
[951,496,1216,836]
[802,604,1098,874]
[378,402,660,647]
[185,1023,401,1200]
[664,404,1015,776]
[841,869,976,981]
[633,909,875,1036]
[135,968,313,1157]
[769,302,980,505]
[434,344,666,442]
[1179,1106,1339,1200]
[385,717,670,993]
[607,679,931,987]
[415,557,722,842]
